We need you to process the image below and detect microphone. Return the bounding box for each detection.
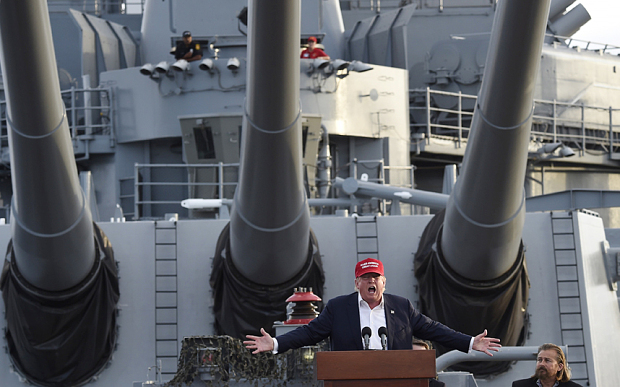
[362,326,372,350]
[378,326,387,350]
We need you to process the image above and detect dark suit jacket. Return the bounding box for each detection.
[512,377,582,386]
[277,292,471,353]
[430,378,445,387]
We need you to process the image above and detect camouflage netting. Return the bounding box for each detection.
[165,336,327,386]
[210,223,325,339]
[0,223,119,387]
[414,209,530,376]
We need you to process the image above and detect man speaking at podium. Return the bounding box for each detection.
[245,258,500,356]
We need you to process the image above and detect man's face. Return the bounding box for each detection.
[308,40,316,51]
[355,272,385,305]
[535,349,563,381]
[183,35,192,45]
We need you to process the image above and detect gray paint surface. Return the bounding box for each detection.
[111,23,138,68]
[85,13,121,72]
[69,9,98,87]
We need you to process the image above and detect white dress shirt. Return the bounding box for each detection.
[358,293,387,350]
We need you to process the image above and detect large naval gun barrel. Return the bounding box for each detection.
[210,0,323,338]
[1,0,95,291]
[0,0,119,385]
[441,0,551,281]
[229,0,310,286]
[415,0,550,375]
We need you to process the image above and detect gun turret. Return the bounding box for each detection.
[415,0,551,375]
[210,0,324,338]
[0,1,119,385]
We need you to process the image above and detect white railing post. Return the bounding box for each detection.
[218,162,224,199]
[458,90,462,148]
[134,163,140,220]
[581,102,585,156]
[426,87,431,144]
[70,86,76,138]
[610,106,614,158]
[553,99,557,142]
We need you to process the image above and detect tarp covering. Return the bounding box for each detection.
[210,223,325,339]
[414,210,529,376]
[0,223,119,387]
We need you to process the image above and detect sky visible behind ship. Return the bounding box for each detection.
[567,0,619,47]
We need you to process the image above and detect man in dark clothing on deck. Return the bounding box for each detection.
[174,30,202,62]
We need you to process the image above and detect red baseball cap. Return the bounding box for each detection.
[308,36,317,43]
[355,258,384,278]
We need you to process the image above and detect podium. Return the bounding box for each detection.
[315,350,436,386]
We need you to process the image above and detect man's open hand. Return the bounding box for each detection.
[243,328,274,354]
[472,329,501,356]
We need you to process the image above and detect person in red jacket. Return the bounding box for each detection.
[300,36,329,59]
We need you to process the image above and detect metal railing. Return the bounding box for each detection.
[563,36,620,56]
[65,87,114,139]
[132,162,240,220]
[350,158,414,188]
[450,34,620,56]
[48,0,145,15]
[348,158,415,214]
[1,86,114,145]
[410,87,620,157]
[532,99,620,157]
[339,0,495,12]
[411,88,477,148]
[340,0,400,12]
[130,159,416,220]
[383,163,415,215]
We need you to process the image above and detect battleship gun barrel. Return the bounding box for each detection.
[0,1,119,385]
[229,0,310,285]
[0,0,95,291]
[440,0,551,281]
[415,0,550,372]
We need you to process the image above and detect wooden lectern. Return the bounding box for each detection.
[316,350,436,386]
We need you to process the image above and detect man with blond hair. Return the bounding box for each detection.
[512,343,582,387]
